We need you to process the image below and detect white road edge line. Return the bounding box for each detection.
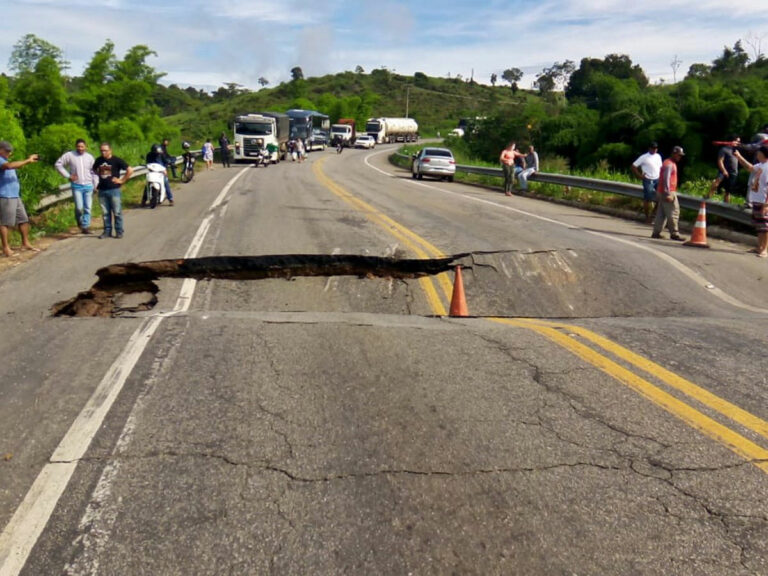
[364,149,768,315]
[0,166,251,576]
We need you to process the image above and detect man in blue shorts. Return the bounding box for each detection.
[631,142,663,223]
[0,140,40,257]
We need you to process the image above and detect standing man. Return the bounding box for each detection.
[218,131,231,168]
[518,145,539,191]
[55,139,97,234]
[499,142,523,196]
[651,146,686,242]
[161,139,177,179]
[631,142,663,223]
[93,142,132,239]
[708,135,740,203]
[0,141,39,257]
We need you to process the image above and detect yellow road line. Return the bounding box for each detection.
[313,158,451,314]
[515,318,768,443]
[314,157,768,474]
[493,318,768,474]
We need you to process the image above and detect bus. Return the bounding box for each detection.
[286,109,330,151]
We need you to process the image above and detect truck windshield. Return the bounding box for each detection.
[235,122,272,136]
[366,122,382,132]
[331,127,349,134]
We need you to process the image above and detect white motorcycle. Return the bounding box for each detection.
[142,163,168,208]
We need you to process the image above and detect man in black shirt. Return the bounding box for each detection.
[93,142,133,239]
[218,132,231,168]
[708,135,740,203]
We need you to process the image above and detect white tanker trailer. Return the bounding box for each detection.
[366,117,419,144]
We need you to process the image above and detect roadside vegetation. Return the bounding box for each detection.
[0,33,764,241]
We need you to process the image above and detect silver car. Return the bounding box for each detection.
[411,147,456,182]
[354,135,376,149]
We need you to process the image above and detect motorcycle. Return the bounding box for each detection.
[142,163,168,208]
[256,146,271,167]
[180,152,195,182]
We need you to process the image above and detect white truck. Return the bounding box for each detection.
[232,112,289,163]
[366,117,419,144]
[330,123,354,147]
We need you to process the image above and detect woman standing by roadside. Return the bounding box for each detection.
[499,142,523,196]
[202,138,214,170]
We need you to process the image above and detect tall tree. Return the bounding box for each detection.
[11,56,68,134]
[490,73,497,86]
[291,66,304,81]
[534,60,575,95]
[258,77,269,87]
[8,34,68,74]
[501,68,523,92]
[711,41,750,76]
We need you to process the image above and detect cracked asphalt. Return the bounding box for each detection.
[3,148,768,575]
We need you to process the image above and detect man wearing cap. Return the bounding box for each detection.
[631,142,663,223]
[652,146,686,242]
[0,141,40,257]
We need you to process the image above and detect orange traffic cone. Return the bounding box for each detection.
[449,266,469,317]
[684,201,710,248]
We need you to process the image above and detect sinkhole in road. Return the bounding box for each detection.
[51,249,654,319]
[51,253,461,318]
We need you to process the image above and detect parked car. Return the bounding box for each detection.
[411,147,456,181]
[354,134,376,149]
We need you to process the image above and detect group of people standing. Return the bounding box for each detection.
[499,142,539,196]
[1,137,133,256]
[632,128,768,254]
[54,139,133,239]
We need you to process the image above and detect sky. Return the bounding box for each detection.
[2,0,767,92]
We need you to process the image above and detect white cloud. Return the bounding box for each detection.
[1,0,763,91]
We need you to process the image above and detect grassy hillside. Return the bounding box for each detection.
[165,70,530,144]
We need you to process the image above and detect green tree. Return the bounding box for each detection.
[28,123,90,165]
[11,56,69,135]
[711,41,750,76]
[8,34,68,74]
[501,68,523,92]
[291,66,304,81]
[566,54,648,102]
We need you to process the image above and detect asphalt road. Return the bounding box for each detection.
[1,147,768,575]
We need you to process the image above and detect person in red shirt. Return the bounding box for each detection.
[651,146,686,241]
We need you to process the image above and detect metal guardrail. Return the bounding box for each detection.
[398,154,753,228]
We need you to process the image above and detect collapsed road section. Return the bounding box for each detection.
[51,253,467,317]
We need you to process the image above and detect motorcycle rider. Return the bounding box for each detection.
[145,143,174,206]
[181,141,195,180]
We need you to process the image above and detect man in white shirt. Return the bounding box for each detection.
[55,139,97,234]
[631,142,663,223]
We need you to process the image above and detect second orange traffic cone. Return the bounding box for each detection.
[684,201,710,248]
[449,266,469,317]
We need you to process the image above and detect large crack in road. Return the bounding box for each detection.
[51,253,471,317]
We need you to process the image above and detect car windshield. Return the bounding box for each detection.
[424,149,453,157]
[235,122,272,136]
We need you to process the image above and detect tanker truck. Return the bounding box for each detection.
[366,117,419,144]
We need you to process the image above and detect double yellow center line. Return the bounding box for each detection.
[314,157,768,475]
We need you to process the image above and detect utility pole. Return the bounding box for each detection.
[405,85,411,118]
